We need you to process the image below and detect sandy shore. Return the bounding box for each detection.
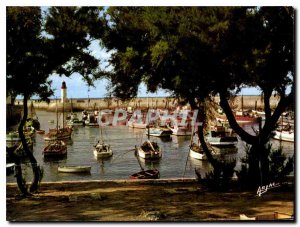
[6,179,294,222]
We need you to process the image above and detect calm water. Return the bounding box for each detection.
[6,110,294,182]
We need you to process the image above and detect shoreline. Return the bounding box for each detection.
[7,178,294,222]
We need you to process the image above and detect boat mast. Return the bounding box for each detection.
[56,98,58,141]
[241,94,244,113]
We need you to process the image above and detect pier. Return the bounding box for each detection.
[14,95,281,112]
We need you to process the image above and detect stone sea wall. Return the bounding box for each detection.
[14,95,280,112]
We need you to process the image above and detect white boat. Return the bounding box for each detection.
[206,125,238,147]
[273,130,294,142]
[93,142,113,158]
[128,120,147,129]
[146,127,172,137]
[85,113,99,127]
[189,143,206,160]
[67,113,84,126]
[136,140,162,160]
[93,115,113,158]
[58,165,91,173]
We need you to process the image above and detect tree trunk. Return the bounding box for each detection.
[6,145,28,195]
[188,98,220,169]
[219,91,293,187]
[18,94,41,193]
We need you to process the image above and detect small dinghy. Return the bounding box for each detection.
[58,165,91,173]
[130,169,160,180]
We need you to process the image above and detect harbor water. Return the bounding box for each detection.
[6,110,294,183]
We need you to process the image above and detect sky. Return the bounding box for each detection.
[13,7,267,100]
[36,39,263,99]
[5,5,296,100]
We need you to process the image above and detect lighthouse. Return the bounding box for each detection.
[61,81,67,103]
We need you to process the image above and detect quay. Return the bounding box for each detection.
[14,95,281,112]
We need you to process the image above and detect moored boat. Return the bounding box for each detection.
[58,165,91,173]
[189,143,206,160]
[93,115,113,158]
[206,125,238,147]
[93,141,113,158]
[136,140,162,160]
[44,127,72,141]
[146,127,172,137]
[43,140,67,157]
[273,130,294,142]
[128,120,148,129]
[130,169,160,180]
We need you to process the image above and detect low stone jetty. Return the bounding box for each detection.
[14,95,280,112]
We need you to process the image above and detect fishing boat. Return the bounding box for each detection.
[94,142,113,158]
[130,169,160,180]
[93,119,113,159]
[85,112,99,127]
[136,140,161,160]
[273,115,294,142]
[189,142,206,160]
[273,129,294,142]
[67,112,84,127]
[216,113,257,124]
[43,140,67,157]
[146,126,172,137]
[206,125,238,147]
[136,127,162,160]
[128,120,148,129]
[58,165,91,173]
[44,100,72,141]
[130,146,160,179]
[189,128,217,160]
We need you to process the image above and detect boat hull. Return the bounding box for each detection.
[58,166,91,173]
[130,169,160,179]
[137,147,162,160]
[189,147,206,160]
[206,136,238,147]
[146,128,172,137]
[93,149,113,158]
[128,121,147,129]
[273,131,294,142]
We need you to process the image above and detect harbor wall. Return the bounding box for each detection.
[14,95,280,112]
